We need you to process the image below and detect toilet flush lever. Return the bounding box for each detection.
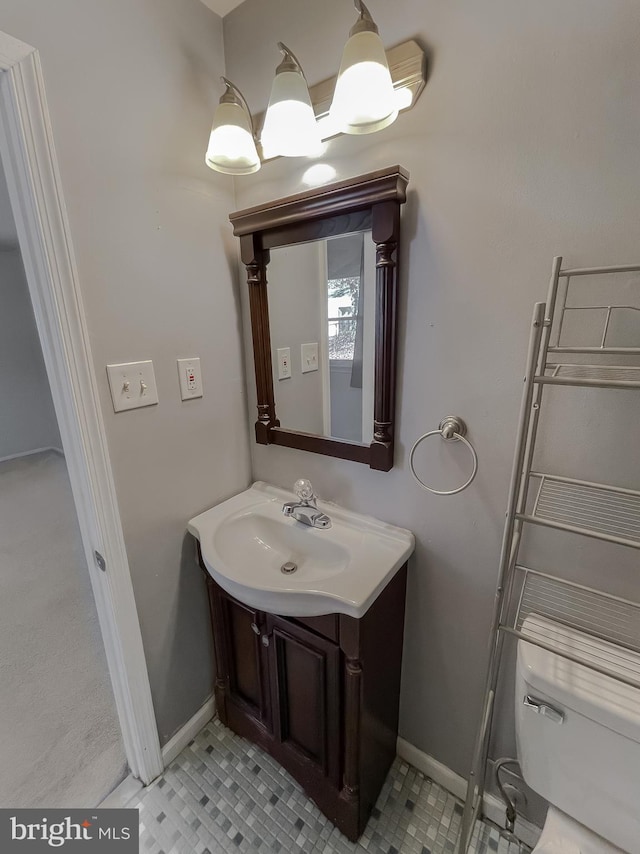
[523,694,564,724]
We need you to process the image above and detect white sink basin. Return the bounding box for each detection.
[188,482,414,618]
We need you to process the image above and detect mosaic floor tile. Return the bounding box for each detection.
[127,718,529,854]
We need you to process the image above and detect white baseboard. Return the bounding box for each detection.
[99,697,215,808]
[98,774,143,809]
[397,737,466,799]
[0,445,64,464]
[397,737,541,850]
[161,696,216,767]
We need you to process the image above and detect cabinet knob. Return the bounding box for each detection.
[250,622,261,635]
[261,634,270,647]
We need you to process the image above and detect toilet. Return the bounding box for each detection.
[515,614,640,854]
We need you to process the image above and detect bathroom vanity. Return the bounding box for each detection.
[189,482,414,840]
[200,561,406,841]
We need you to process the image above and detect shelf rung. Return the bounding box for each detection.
[559,263,640,277]
[516,513,640,549]
[515,566,640,651]
[547,346,640,355]
[535,374,640,389]
[521,473,640,549]
[540,363,640,389]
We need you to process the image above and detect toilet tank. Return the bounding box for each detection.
[515,615,640,854]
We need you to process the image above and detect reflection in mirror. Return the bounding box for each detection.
[268,231,375,444]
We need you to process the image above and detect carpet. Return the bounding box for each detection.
[0,451,127,807]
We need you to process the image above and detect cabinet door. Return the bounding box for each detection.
[266,615,341,787]
[217,589,271,730]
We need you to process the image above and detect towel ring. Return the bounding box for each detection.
[409,416,478,496]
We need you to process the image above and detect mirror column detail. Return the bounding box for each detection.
[240,234,279,441]
[372,200,400,470]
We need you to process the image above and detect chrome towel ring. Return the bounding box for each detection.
[409,416,478,495]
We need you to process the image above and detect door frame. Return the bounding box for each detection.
[0,31,163,784]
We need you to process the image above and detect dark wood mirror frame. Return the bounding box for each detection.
[230,165,409,471]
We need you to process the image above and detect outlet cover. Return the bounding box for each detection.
[277,347,291,380]
[106,360,159,412]
[177,357,203,400]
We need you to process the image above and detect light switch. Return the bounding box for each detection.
[277,347,291,380]
[301,342,319,373]
[106,361,159,412]
[177,357,203,400]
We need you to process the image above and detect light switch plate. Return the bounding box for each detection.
[301,342,319,373]
[177,357,203,400]
[277,347,291,380]
[106,360,159,412]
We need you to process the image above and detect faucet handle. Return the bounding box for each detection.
[294,478,315,502]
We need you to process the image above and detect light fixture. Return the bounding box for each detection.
[203,19,426,173]
[205,77,261,175]
[261,43,322,159]
[330,0,398,135]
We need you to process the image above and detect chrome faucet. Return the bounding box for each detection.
[282,479,331,529]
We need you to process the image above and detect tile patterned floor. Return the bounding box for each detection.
[127,718,528,854]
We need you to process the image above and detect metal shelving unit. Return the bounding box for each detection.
[457,257,640,853]
[521,472,640,548]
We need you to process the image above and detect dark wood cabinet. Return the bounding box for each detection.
[267,614,342,789]
[201,551,407,842]
[216,592,271,729]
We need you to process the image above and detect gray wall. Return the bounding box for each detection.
[0,0,251,744]
[224,0,640,799]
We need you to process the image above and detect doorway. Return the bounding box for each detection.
[0,30,163,795]
[0,157,128,805]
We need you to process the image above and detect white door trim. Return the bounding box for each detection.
[318,241,332,437]
[0,30,163,785]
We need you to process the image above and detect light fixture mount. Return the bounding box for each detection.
[219,76,251,113]
[350,0,379,36]
[275,43,305,76]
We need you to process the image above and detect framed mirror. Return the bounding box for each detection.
[230,165,409,471]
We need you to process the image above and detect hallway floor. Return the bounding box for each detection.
[128,717,528,854]
[0,451,126,807]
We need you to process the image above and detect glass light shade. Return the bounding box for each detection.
[261,71,322,158]
[205,101,260,175]
[330,30,398,135]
